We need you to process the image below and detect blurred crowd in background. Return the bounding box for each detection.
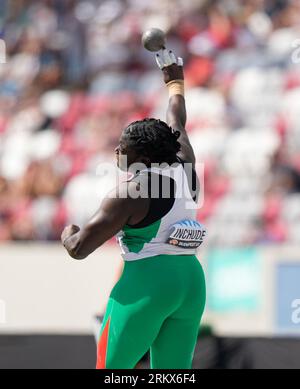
[0,0,300,245]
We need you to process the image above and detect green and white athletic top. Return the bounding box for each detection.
[117,160,206,261]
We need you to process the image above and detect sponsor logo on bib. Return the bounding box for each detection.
[166,220,206,249]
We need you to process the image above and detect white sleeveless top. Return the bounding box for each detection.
[117,163,205,261]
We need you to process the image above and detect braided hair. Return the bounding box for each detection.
[122,118,181,164]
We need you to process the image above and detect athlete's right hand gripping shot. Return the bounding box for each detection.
[61,39,206,369]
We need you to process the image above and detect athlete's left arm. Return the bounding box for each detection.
[61,184,135,260]
[156,50,195,166]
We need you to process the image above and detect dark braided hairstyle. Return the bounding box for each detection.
[122,118,181,164]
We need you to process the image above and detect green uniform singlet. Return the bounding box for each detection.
[96,161,206,369]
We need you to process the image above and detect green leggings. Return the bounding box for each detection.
[96,254,206,369]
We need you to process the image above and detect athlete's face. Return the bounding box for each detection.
[115,135,150,172]
[115,137,138,172]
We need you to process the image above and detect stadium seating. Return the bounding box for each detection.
[0,0,299,246]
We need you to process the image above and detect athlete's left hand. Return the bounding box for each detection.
[155,49,184,84]
[61,224,80,246]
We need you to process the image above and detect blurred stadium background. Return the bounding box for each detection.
[1,0,300,369]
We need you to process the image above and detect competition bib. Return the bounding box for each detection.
[166,220,207,249]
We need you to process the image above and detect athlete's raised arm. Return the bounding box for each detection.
[156,50,195,166]
[61,182,147,260]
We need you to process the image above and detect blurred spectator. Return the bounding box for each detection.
[269,163,300,194]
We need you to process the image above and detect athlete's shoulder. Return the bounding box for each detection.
[107,180,141,200]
